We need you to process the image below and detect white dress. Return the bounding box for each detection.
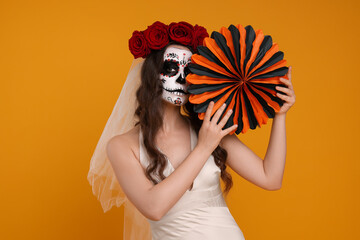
[139,122,246,240]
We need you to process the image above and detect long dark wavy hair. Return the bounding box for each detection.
[134,42,233,195]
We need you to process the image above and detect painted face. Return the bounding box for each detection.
[160,46,192,106]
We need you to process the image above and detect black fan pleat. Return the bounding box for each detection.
[197,46,233,75]
[211,32,240,77]
[228,25,241,75]
[235,90,244,134]
[250,66,289,80]
[187,82,235,95]
[215,89,237,127]
[243,25,256,74]
[193,88,229,112]
[187,63,234,79]
[251,84,285,108]
[242,91,257,129]
[249,52,286,79]
[247,35,273,75]
[247,85,275,118]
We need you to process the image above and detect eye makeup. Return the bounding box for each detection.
[161,60,179,77]
[184,66,191,76]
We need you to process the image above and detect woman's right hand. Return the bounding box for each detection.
[197,101,238,153]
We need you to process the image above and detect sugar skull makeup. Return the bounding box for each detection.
[160,46,192,106]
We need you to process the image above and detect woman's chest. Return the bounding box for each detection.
[154,126,192,170]
[155,137,191,170]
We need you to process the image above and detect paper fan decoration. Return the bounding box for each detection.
[186,24,289,135]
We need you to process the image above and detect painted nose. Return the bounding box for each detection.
[176,72,186,84]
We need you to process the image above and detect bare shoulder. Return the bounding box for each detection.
[219,133,243,149]
[106,124,141,164]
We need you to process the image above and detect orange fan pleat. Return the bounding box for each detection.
[247,84,281,112]
[197,85,238,120]
[186,74,237,85]
[220,27,240,74]
[240,90,249,134]
[249,84,282,114]
[250,59,287,79]
[233,88,241,128]
[243,84,268,127]
[227,88,239,135]
[189,84,234,104]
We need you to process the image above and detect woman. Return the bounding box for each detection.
[88,21,295,240]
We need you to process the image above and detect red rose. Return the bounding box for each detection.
[192,24,209,52]
[168,21,194,46]
[143,21,169,50]
[128,30,151,58]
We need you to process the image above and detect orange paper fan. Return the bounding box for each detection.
[186,24,289,134]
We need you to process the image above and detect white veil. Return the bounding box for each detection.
[87,57,152,240]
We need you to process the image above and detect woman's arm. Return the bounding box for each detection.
[220,66,295,190]
[263,112,287,189]
[106,101,237,221]
[106,137,212,221]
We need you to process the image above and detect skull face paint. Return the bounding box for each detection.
[160,46,192,106]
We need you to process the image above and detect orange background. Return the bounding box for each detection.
[1,0,359,239]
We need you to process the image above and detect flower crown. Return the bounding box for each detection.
[128,21,209,59]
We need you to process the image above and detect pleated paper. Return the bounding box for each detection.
[186,24,289,134]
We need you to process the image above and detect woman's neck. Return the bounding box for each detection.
[160,100,188,135]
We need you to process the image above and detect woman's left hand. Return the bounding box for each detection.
[275,66,295,115]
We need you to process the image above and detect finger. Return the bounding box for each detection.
[276,92,291,102]
[279,77,293,90]
[285,66,291,80]
[222,124,238,136]
[287,66,292,80]
[218,108,233,128]
[275,86,292,95]
[204,101,214,123]
[211,103,227,125]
